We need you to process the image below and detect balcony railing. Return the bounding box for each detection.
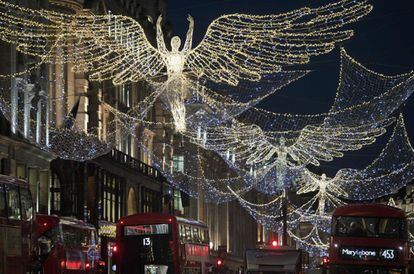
[106,149,162,180]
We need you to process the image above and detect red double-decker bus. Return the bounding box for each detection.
[0,175,35,274]
[36,214,103,273]
[112,213,210,274]
[329,203,409,274]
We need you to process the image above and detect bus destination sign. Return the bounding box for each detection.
[340,247,396,261]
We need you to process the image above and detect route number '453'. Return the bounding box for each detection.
[380,249,395,260]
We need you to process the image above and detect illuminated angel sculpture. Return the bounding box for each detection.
[0,0,373,132]
[297,172,347,216]
[295,114,414,213]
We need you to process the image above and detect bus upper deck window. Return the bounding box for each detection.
[5,184,21,220]
[203,230,209,244]
[193,227,200,242]
[185,225,191,241]
[179,224,186,239]
[0,184,6,217]
[20,187,33,221]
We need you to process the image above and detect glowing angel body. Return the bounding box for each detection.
[155,15,194,132]
[297,172,347,216]
[157,15,193,76]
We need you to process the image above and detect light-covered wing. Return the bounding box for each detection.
[0,0,165,84]
[186,0,372,85]
[286,119,391,166]
[296,170,319,195]
[335,115,414,200]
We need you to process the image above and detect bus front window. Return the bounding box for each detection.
[334,217,405,238]
[121,224,173,274]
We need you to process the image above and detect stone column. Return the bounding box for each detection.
[23,84,35,138]
[11,78,24,134]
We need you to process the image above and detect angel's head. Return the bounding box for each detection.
[171,36,181,52]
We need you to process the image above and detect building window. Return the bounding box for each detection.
[173,155,184,173]
[141,187,160,213]
[16,163,26,180]
[50,173,61,213]
[28,168,39,212]
[173,190,184,215]
[101,171,123,223]
[0,184,6,217]
[119,84,131,108]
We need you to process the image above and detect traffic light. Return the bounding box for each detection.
[271,240,278,247]
[322,256,330,265]
[214,258,226,274]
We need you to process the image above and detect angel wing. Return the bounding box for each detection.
[296,170,320,195]
[334,115,414,200]
[0,0,165,85]
[286,120,391,166]
[185,0,372,85]
[202,118,391,171]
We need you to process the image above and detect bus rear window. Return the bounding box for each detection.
[333,216,406,238]
[5,184,21,220]
[38,225,62,259]
[20,188,33,221]
[124,224,170,236]
[62,225,93,248]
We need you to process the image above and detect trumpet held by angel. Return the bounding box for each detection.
[0,0,372,131]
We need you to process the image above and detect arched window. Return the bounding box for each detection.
[127,187,137,216]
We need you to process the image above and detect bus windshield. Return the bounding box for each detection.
[62,224,95,248]
[121,224,174,274]
[333,216,406,238]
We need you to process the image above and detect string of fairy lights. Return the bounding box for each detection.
[0,0,414,257]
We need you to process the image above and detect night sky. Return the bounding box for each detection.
[167,0,414,175]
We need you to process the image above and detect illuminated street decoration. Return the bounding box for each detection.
[188,49,414,172]
[0,2,413,253]
[335,115,414,200]
[288,225,329,255]
[0,0,373,131]
[291,115,414,207]
[232,115,414,254]
[296,172,347,216]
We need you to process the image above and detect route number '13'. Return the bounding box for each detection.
[381,249,395,260]
[143,237,152,246]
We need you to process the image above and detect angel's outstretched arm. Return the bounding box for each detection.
[156,15,168,54]
[183,15,194,52]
